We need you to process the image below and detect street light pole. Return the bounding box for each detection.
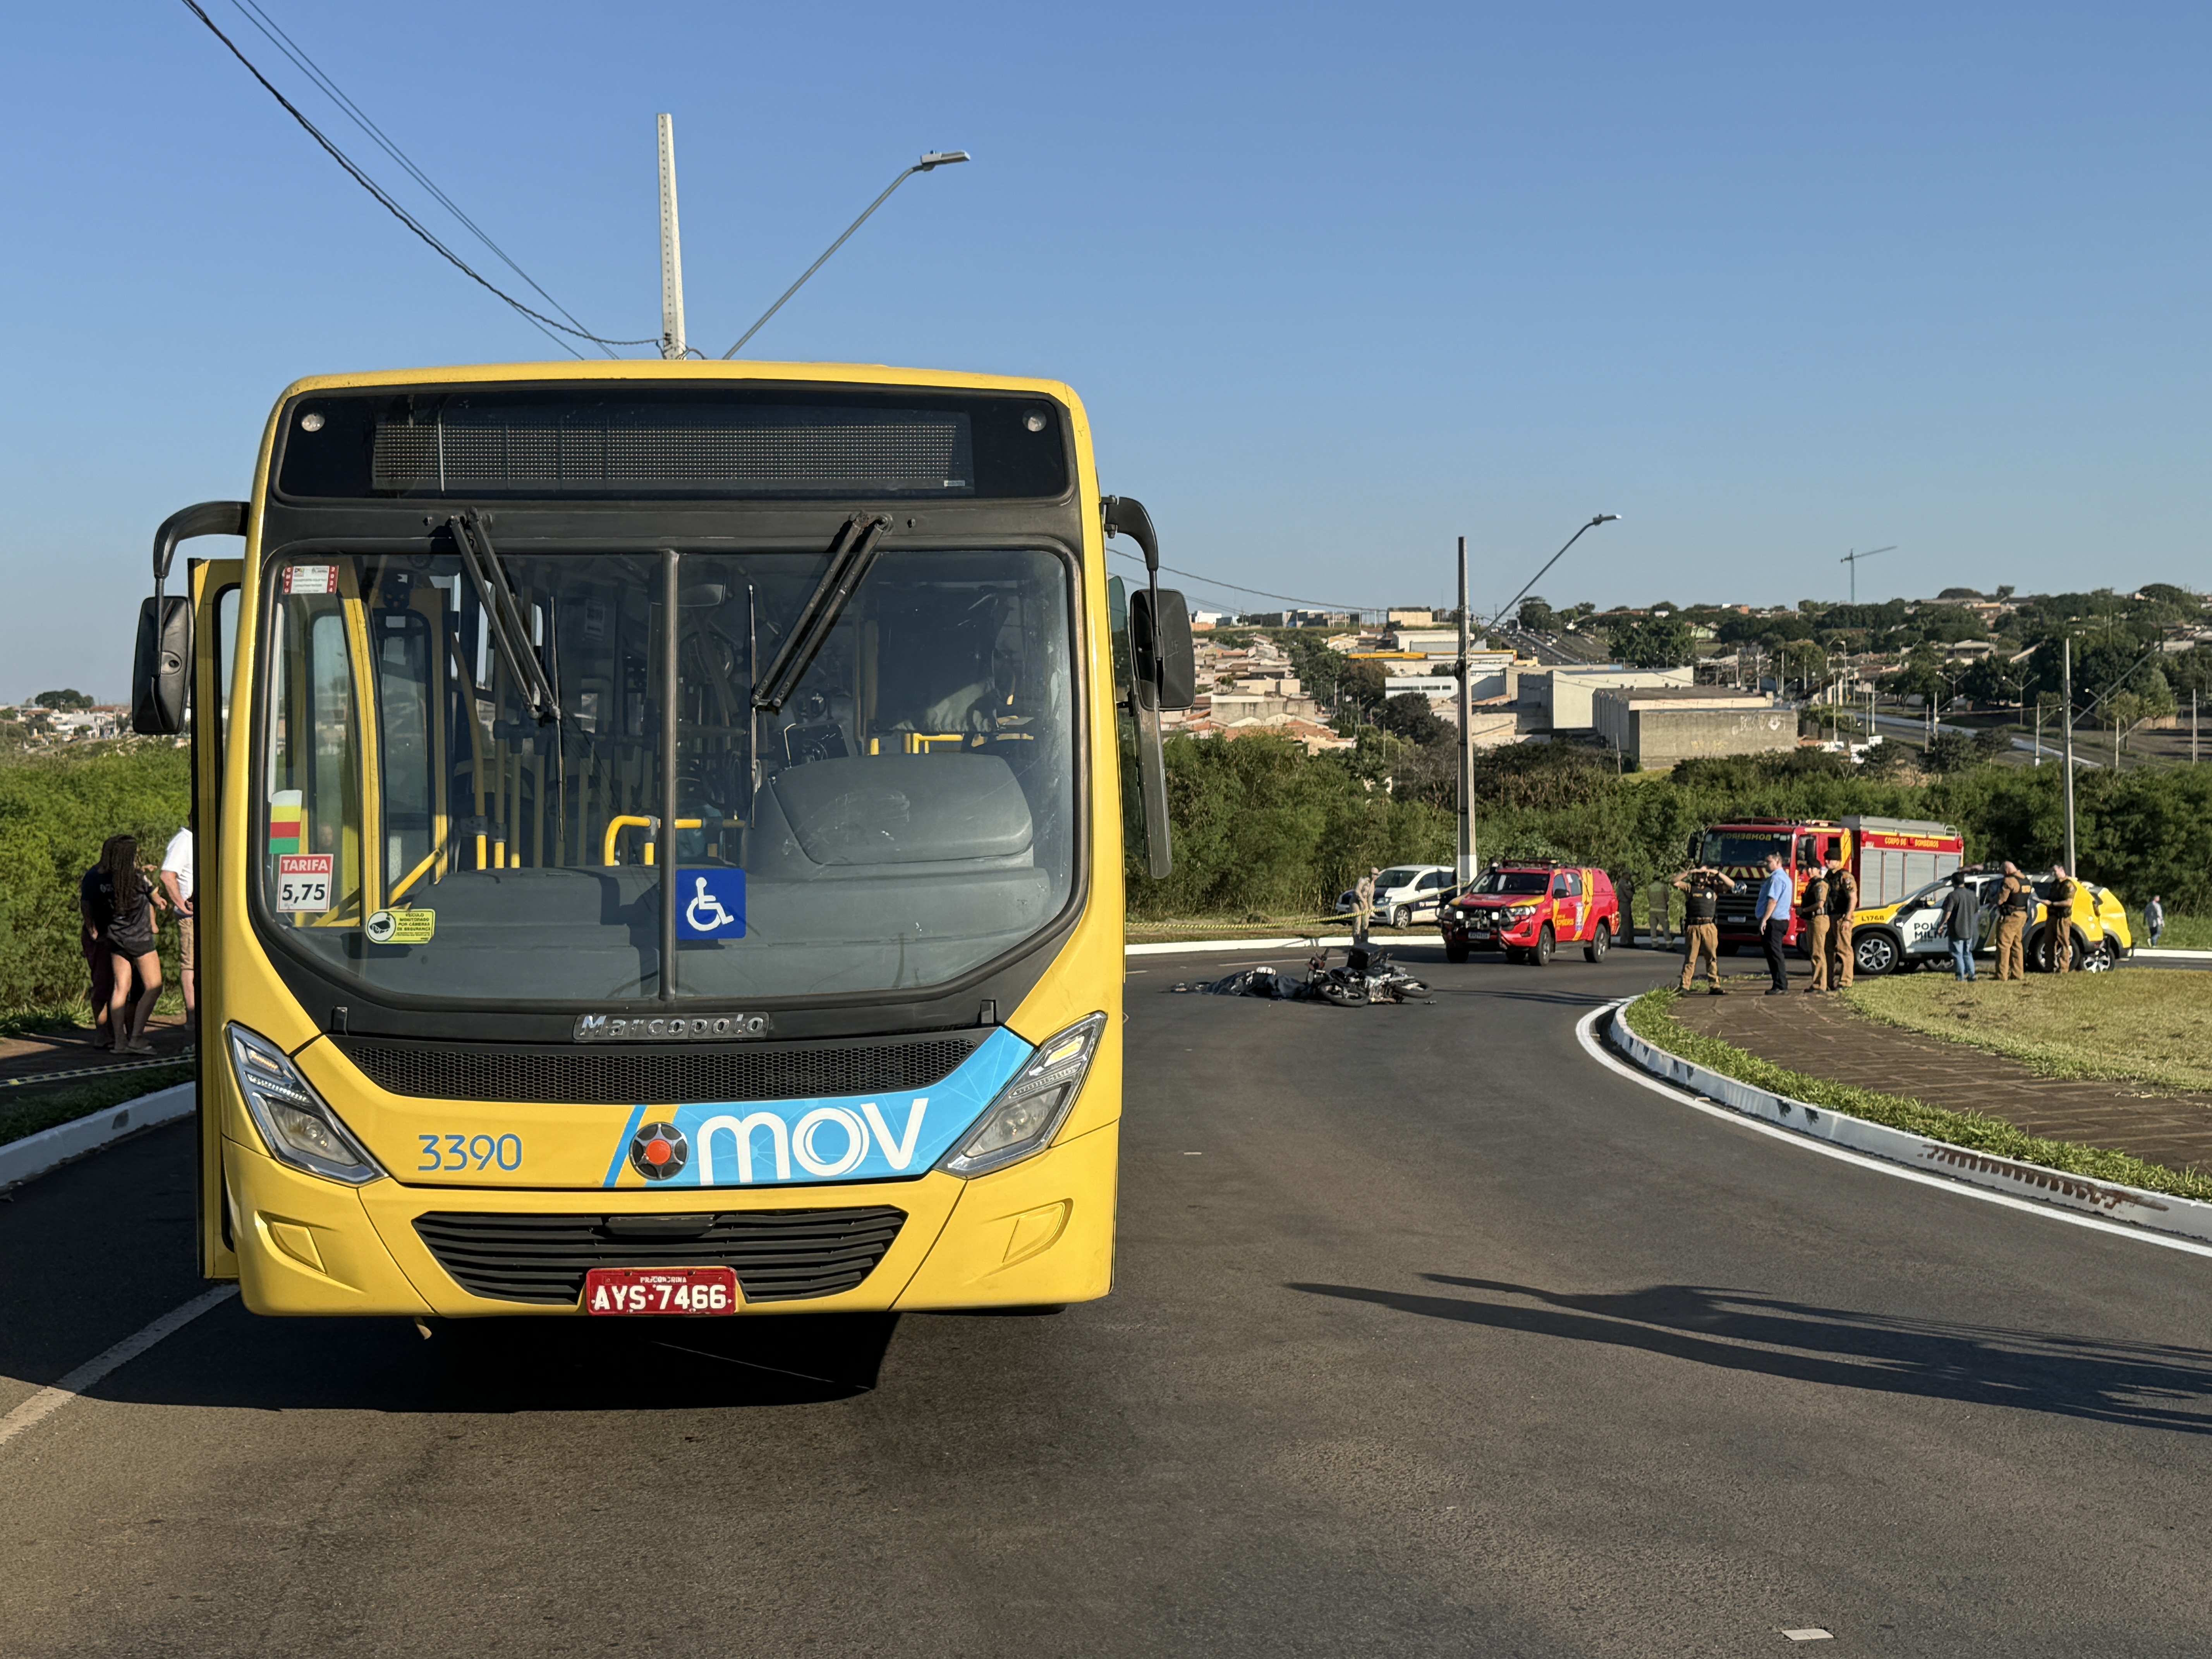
[2062,635,2077,873]
[722,151,970,358]
[657,115,687,359]
[1456,536,1475,887]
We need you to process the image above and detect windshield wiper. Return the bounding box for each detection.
[450,511,559,725]
[753,512,892,714]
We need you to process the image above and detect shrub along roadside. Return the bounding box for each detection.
[1619,986,2212,1202]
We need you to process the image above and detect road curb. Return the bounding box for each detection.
[1601,1000,2212,1247]
[0,1084,196,1195]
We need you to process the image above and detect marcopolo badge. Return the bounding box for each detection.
[630,1122,689,1182]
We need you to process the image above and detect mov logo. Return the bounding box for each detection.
[629,1121,689,1182]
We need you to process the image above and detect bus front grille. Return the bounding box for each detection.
[338,1034,979,1105]
[412,1207,907,1305]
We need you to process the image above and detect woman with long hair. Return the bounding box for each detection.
[99,834,163,1054]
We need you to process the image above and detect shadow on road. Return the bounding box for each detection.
[74,1305,901,1414]
[1288,1275,2212,1433]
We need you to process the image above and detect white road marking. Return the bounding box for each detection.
[0,1285,237,1453]
[1573,1004,2212,1261]
[1781,1631,1834,1643]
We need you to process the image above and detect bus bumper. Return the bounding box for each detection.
[221,1117,1117,1317]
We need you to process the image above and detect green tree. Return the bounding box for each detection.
[1517,596,1556,633]
[1608,614,1697,670]
[1340,659,1391,717]
[1377,692,1447,745]
[32,689,93,711]
[1957,653,2021,705]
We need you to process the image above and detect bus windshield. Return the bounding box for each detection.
[1695,831,1792,875]
[256,545,1076,1005]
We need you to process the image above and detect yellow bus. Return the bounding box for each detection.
[130,362,1193,1320]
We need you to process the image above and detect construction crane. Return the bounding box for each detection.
[1839,544,1897,605]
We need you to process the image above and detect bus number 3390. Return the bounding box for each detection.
[419,1133,524,1173]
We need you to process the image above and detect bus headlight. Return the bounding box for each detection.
[938,1012,1107,1178]
[225,1024,385,1186]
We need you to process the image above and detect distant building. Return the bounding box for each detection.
[1386,608,1435,628]
[1591,686,1794,770]
[1519,666,1696,733]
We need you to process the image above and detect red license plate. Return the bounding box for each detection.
[582,1266,742,1316]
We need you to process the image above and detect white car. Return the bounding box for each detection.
[1335,865,1457,929]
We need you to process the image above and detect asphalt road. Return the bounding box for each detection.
[5,946,2212,1656]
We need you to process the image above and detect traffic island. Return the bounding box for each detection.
[1609,986,2212,1244]
[1664,974,2212,1182]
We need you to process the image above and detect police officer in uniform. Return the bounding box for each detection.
[1992,860,2033,980]
[1673,867,1735,993]
[1825,850,1858,989]
[1801,861,1832,993]
[2047,864,2079,972]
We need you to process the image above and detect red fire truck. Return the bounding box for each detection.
[1686,816,1964,953]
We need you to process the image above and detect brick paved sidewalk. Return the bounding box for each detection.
[0,1014,192,1087]
[1664,965,2212,1176]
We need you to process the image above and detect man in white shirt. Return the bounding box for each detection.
[1755,850,1794,996]
[160,821,195,1024]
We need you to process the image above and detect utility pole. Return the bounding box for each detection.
[657,114,687,360]
[2033,698,2041,767]
[2194,688,2199,765]
[2062,635,2077,874]
[1455,536,1475,887]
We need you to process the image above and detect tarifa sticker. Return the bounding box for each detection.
[365,908,435,945]
[283,565,337,596]
[275,854,333,912]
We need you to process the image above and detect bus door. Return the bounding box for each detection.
[191,555,243,1279]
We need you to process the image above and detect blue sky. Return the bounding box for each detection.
[3,2,2207,697]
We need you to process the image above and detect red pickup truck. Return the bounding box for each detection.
[1439,862,1620,965]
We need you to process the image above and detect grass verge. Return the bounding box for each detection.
[0,1061,195,1149]
[1620,986,2212,1202]
[1840,972,2212,1095]
[0,986,185,1042]
[2155,914,2212,951]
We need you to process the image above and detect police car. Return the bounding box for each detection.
[1335,865,1457,930]
[1847,867,2132,977]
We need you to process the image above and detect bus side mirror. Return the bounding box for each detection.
[132,595,192,735]
[1130,588,1196,711]
[1686,834,1700,862]
[134,499,249,736]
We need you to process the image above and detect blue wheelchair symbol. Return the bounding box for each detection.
[676,868,746,939]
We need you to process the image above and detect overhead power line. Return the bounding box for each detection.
[177,0,655,352]
[1104,547,1374,615]
[224,0,616,359]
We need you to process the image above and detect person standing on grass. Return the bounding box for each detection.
[98,835,164,1053]
[77,835,124,1049]
[160,818,195,1025]
[1755,850,1793,996]
[2048,864,2079,972]
[1353,869,1377,948]
[1939,871,1980,982]
[1992,860,2033,980]
[2146,895,2165,948]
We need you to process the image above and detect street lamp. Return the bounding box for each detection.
[1458,513,1620,886]
[723,151,972,358]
